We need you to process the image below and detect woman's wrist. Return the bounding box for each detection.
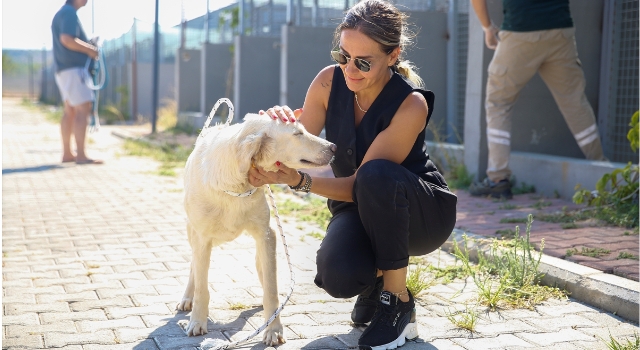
[289,171,312,193]
[288,171,305,188]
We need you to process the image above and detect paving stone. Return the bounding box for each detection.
[516,328,597,346]
[451,334,534,349]
[44,330,117,348]
[6,321,77,338]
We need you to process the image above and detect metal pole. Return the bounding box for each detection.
[446,0,458,143]
[152,0,160,133]
[205,0,210,43]
[286,0,294,25]
[132,19,138,121]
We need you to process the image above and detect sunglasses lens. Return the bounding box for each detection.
[355,59,371,72]
[331,51,348,65]
[330,51,371,72]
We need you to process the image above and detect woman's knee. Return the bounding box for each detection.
[314,262,373,298]
[354,159,401,203]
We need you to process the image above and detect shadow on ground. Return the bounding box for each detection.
[2,164,63,174]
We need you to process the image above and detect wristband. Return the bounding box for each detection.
[289,171,305,191]
[482,22,497,32]
[299,172,312,193]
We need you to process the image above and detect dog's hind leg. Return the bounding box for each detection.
[184,227,213,336]
[177,223,196,311]
[253,225,285,346]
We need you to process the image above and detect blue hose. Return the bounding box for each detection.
[84,47,108,132]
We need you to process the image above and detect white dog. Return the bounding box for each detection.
[177,113,335,346]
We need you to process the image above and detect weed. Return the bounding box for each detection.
[229,302,249,310]
[561,222,578,229]
[512,182,536,195]
[599,331,639,350]
[428,264,469,284]
[406,264,433,297]
[530,200,552,210]
[486,211,496,215]
[617,252,639,260]
[122,139,192,177]
[275,197,331,230]
[495,228,517,238]
[573,112,638,229]
[446,305,479,332]
[566,247,610,258]
[447,162,474,191]
[306,231,325,240]
[499,203,520,210]
[452,215,566,310]
[500,217,528,224]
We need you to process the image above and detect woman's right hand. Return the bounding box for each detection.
[259,105,303,123]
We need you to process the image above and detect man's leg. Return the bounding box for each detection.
[72,101,101,163]
[61,101,76,162]
[484,31,543,183]
[538,28,606,161]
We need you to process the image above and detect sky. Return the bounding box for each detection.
[2,0,235,50]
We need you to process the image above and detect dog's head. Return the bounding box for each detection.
[239,114,335,172]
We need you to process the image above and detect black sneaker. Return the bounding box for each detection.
[357,290,418,350]
[351,276,384,325]
[469,178,513,199]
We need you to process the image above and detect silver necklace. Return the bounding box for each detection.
[355,93,368,113]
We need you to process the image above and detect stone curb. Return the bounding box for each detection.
[441,228,640,323]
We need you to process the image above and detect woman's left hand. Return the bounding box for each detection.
[248,161,301,188]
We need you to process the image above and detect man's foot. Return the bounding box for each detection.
[351,276,384,325]
[469,178,513,199]
[75,158,104,165]
[62,155,76,163]
[357,289,418,350]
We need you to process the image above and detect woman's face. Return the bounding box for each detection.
[338,29,399,93]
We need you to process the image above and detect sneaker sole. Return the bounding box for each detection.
[363,322,418,350]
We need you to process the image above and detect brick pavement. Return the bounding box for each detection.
[3,98,639,349]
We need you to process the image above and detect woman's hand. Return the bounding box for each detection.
[258,105,303,123]
[248,161,302,188]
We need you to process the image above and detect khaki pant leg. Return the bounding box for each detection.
[485,31,543,182]
[537,28,606,161]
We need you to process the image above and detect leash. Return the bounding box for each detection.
[84,40,107,133]
[197,98,296,350]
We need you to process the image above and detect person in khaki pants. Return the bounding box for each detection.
[469,0,606,199]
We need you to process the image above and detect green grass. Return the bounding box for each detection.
[446,305,479,332]
[530,200,552,210]
[452,215,567,310]
[617,252,639,260]
[600,331,639,350]
[498,203,520,210]
[499,217,529,224]
[122,139,192,176]
[275,197,331,231]
[566,247,611,258]
[406,264,434,297]
[511,182,536,195]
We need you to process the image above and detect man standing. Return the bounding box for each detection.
[51,0,102,164]
[469,0,606,198]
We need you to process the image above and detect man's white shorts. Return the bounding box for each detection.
[54,67,94,106]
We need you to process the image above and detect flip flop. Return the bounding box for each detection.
[75,159,104,165]
[62,158,76,163]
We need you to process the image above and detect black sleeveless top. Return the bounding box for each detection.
[325,66,438,212]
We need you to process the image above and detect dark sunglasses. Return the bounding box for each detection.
[330,50,372,72]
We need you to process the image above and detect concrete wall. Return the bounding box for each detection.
[134,62,175,118]
[280,26,335,109]
[234,35,282,121]
[464,0,606,182]
[176,48,202,113]
[201,42,234,119]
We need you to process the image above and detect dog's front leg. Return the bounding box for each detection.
[185,234,212,336]
[255,226,285,346]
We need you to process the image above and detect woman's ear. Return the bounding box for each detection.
[388,47,401,66]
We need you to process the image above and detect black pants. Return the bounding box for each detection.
[314,159,457,298]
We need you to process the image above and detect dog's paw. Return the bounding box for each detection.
[263,326,286,346]
[186,320,208,336]
[176,298,193,311]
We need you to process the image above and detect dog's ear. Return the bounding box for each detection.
[239,131,275,170]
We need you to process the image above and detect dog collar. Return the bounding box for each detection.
[223,187,258,197]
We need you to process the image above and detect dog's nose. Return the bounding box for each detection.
[330,144,337,153]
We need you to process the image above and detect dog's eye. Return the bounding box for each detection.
[293,131,303,136]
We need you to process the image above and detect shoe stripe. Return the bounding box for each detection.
[488,135,510,146]
[487,128,511,138]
